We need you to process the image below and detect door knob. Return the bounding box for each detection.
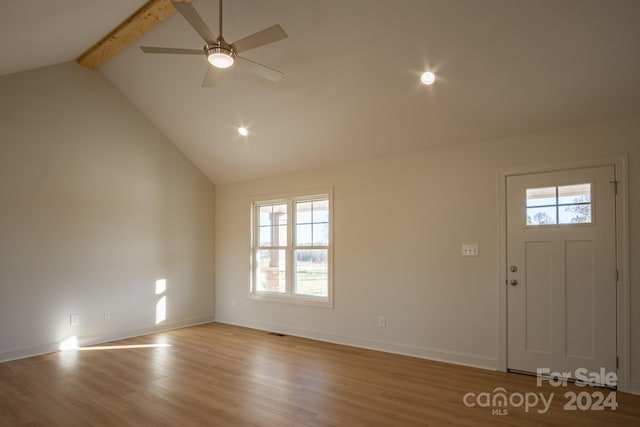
[509,279,518,286]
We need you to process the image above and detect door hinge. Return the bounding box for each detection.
[616,269,619,283]
[616,357,619,369]
[610,180,619,195]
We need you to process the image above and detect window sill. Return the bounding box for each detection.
[248,292,333,308]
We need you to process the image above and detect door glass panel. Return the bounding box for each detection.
[560,204,592,224]
[526,183,592,226]
[558,183,591,205]
[527,206,557,225]
[526,187,556,207]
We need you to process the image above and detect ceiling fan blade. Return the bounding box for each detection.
[173,2,217,44]
[237,56,284,82]
[202,66,219,88]
[231,25,288,53]
[140,46,203,55]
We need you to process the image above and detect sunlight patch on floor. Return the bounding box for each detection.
[59,336,172,352]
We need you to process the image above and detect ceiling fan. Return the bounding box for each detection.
[140,0,288,87]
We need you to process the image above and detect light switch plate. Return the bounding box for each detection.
[462,244,479,256]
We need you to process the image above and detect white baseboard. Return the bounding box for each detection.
[630,379,640,396]
[215,316,497,371]
[0,316,214,363]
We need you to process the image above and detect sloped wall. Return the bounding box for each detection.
[0,62,216,360]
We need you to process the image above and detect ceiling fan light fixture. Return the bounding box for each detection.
[206,46,236,68]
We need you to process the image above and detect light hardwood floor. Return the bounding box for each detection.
[1,322,639,426]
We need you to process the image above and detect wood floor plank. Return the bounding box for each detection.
[0,322,638,426]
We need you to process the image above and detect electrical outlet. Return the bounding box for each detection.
[70,314,79,326]
[378,315,386,328]
[104,311,111,320]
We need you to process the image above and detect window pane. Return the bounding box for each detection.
[273,204,288,225]
[295,249,328,297]
[560,204,592,224]
[296,224,312,246]
[312,200,329,222]
[256,249,286,293]
[296,202,312,224]
[558,183,591,205]
[275,225,287,246]
[259,206,272,226]
[527,206,557,225]
[313,223,329,246]
[259,225,287,247]
[259,226,272,246]
[526,187,556,207]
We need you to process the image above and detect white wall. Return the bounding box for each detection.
[215,114,639,392]
[0,62,215,361]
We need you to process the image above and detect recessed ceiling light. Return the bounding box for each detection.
[238,127,249,136]
[420,71,436,85]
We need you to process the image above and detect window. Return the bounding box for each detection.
[251,190,332,307]
[526,183,592,226]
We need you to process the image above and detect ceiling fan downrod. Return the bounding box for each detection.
[219,0,223,39]
[207,0,235,68]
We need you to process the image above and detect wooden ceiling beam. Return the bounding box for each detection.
[77,0,191,69]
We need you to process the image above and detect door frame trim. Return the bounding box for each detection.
[496,156,630,392]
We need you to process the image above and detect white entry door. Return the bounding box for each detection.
[506,165,617,378]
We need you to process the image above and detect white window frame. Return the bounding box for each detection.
[249,188,333,308]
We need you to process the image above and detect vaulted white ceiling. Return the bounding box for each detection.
[2,0,640,184]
